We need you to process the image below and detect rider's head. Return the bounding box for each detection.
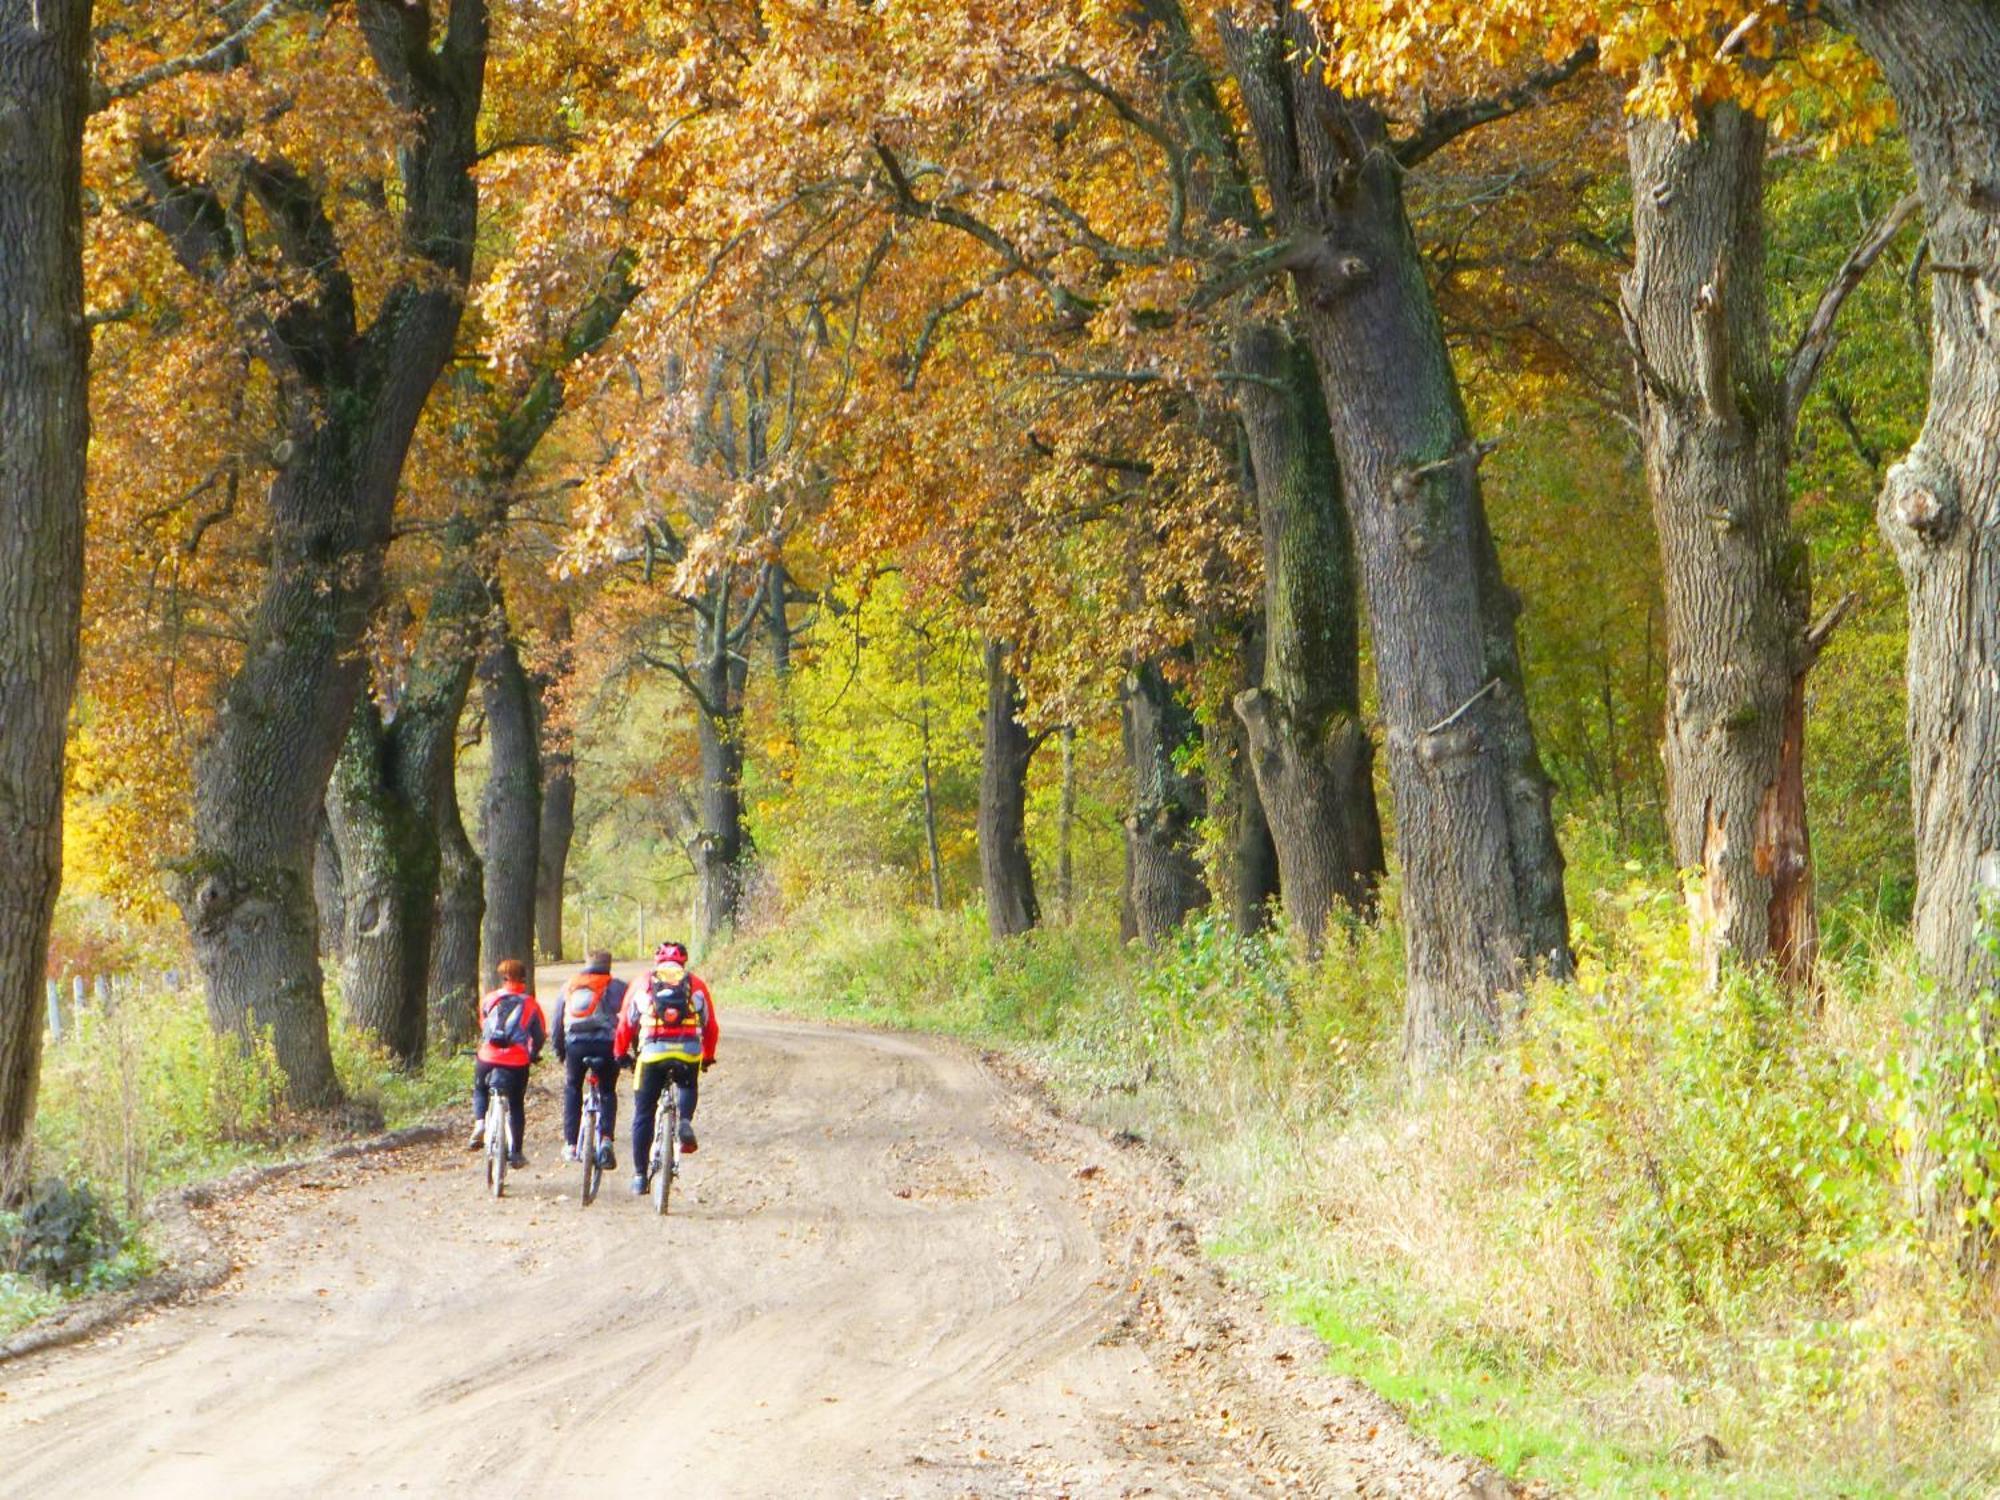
[585,949,614,974]
[496,958,529,986]
[655,940,689,967]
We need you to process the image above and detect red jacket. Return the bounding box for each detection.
[615,968,718,1066]
[476,983,547,1068]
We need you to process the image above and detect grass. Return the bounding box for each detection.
[715,874,2000,1498]
[5,977,470,1338]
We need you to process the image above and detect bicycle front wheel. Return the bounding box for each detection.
[580,1096,602,1207]
[487,1097,508,1200]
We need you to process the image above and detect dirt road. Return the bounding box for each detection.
[0,1000,1501,1499]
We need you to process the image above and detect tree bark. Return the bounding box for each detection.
[1224,14,1570,1063]
[160,0,487,1108]
[532,609,574,964]
[693,650,749,947]
[1827,0,2000,998]
[1229,323,1384,951]
[1121,660,1208,943]
[1624,105,1824,991]
[323,588,476,1067]
[980,639,1041,939]
[313,810,345,963]
[428,743,483,1049]
[1057,726,1077,924]
[0,0,91,1193]
[478,610,541,980]
[1205,620,1281,934]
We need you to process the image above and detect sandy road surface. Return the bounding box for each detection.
[0,1006,1306,1499]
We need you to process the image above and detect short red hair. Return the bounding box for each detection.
[496,958,529,985]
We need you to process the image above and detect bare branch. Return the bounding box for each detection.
[1783,191,1920,440]
[1395,44,1599,171]
[94,0,293,109]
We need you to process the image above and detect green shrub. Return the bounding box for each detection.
[2,1176,116,1287]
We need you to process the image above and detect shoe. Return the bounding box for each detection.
[508,1152,529,1169]
[677,1122,698,1155]
[596,1143,616,1170]
[465,1126,484,1152]
[629,1173,647,1195]
[562,1144,580,1163]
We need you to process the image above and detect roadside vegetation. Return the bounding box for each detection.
[722,852,2000,1496]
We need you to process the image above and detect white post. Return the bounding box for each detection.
[45,979,61,1042]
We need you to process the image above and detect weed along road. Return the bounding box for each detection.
[0,1008,1370,1499]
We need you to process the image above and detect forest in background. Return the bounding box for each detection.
[7,0,2000,1490]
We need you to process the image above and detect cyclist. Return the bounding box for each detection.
[553,949,627,1169]
[616,941,718,1195]
[468,957,546,1169]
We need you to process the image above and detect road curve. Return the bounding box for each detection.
[0,1008,1281,1498]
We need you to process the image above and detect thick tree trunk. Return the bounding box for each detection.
[0,0,91,1193]
[325,697,435,1067]
[1205,621,1281,934]
[694,699,747,945]
[429,752,483,1048]
[313,811,345,963]
[535,756,574,962]
[163,0,486,1108]
[478,617,541,980]
[531,603,573,962]
[980,639,1041,939]
[323,606,474,1066]
[1121,660,1208,943]
[1625,106,1822,990]
[1829,0,2000,999]
[1229,323,1384,951]
[1225,16,1570,1063]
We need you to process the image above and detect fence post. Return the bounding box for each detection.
[46,979,61,1043]
[72,974,86,1015]
[96,974,113,1013]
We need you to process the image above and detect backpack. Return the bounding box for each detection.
[647,974,695,1031]
[483,994,530,1050]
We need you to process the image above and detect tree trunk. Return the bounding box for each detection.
[1205,621,1281,934]
[313,811,345,963]
[1121,660,1208,943]
[535,754,574,963]
[980,639,1041,939]
[1624,106,1822,990]
[1230,323,1384,951]
[1828,0,2000,999]
[531,602,573,963]
[0,0,91,1192]
[1225,15,1570,1063]
[693,690,747,945]
[323,602,475,1067]
[429,748,483,1048]
[478,614,541,981]
[162,0,486,1108]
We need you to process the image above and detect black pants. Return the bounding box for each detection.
[562,1047,620,1146]
[472,1061,528,1152]
[632,1058,699,1169]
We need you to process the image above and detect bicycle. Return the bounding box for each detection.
[576,1064,609,1207]
[645,1080,681,1217]
[484,1083,512,1199]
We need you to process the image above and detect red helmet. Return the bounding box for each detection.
[654,940,689,966]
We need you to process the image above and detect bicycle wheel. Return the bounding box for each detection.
[579,1085,602,1207]
[487,1095,508,1199]
[653,1097,675,1216]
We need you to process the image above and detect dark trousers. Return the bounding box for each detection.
[472,1061,528,1152]
[562,1047,620,1146]
[632,1058,699,1168]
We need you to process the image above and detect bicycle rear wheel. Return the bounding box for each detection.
[486,1094,508,1199]
[653,1098,675,1217]
[579,1086,602,1207]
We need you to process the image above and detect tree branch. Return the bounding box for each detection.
[94,0,294,109]
[1395,44,1599,171]
[1782,191,1920,440]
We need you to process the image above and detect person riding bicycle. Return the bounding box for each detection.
[616,941,718,1195]
[468,958,546,1169]
[553,949,627,1170]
